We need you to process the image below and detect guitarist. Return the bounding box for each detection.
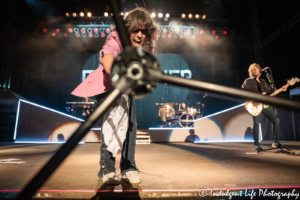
[241,63,287,151]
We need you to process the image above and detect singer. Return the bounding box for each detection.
[241,63,287,151]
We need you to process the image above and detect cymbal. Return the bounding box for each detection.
[165,102,177,106]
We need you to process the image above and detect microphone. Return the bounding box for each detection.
[261,67,269,71]
[203,94,207,98]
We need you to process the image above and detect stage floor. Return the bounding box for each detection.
[0,141,300,199]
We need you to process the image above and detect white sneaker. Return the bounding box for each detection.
[272,142,278,148]
[122,171,141,184]
[101,172,119,184]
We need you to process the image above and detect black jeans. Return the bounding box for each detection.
[95,92,138,177]
[252,106,280,145]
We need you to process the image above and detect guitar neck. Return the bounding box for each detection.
[269,84,288,97]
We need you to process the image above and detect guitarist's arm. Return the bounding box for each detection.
[241,79,252,92]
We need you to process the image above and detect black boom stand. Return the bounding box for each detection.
[16,1,300,199]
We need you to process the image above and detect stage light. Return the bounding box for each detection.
[212,30,216,34]
[95,33,99,38]
[193,29,198,34]
[81,28,86,33]
[223,30,227,35]
[202,15,206,19]
[165,13,170,18]
[157,27,162,33]
[104,12,108,17]
[158,13,163,18]
[174,34,178,38]
[82,33,86,37]
[200,30,204,34]
[87,28,92,33]
[65,12,69,17]
[52,33,55,37]
[162,33,166,38]
[100,33,105,37]
[72,12,77,17]
[168,33,172,38]
[80,12,84,17]
[56,28,60,32]
[111,13,113,16]
[192,35,196,39]
[181,13,186,18]
[215,35,219,39]
[195,14,200,19]
[188,14,193,18]
[187,29,191,34]
[99,28,104,33]
[125,12,128,17]
[75,33,80,37]
[106,28,110,33]
[88,33,93,37]
[87,12,91,17]
[156,33,160,38]
[120,12,124,16]
[94,28,98,33]
[163,29,167,33]
[151,12,156,18]
[175,28,180,34]
[185,34,190,38]
[74,28,79,33]
[169,28,174,33]
[64,33,68,37]
[43,28,47,32]
[180,34,184,39]
[68,28,73,33]
[181,29,186,34]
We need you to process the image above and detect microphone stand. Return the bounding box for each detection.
[16,1,300,199]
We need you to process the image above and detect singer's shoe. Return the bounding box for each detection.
[101,172,120,185]
[272,142,283,148]
[253,144,263,151]
[122,171,141,184]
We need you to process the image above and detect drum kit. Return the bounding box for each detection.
[156,102,205,127]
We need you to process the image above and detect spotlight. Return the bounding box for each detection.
[95,33,99,38]
[168,33,172,38]
[181,13,186,18]
[104,12,108,17]
[188,14,193,18]
[163,29,167,34]
[99,28,104,33]
[158,13,163,18]
[87,12,92,17]
[81,28,86,33]
[185,34,190,38]
[215,35,219,39]
[56,29,60,32]
[165,13,170,18]
[120,12,124,16]
[52,33,55,37]
[193,29,198,34]
[87,28,92,33]
[174,34,179,38]
[151,12,156,18]
[74,28,79,33]
[181,29,186,34]
[111,13,113,16]
[64,33,68,37]
[202,15,206,19]
[88,33,93,37]
[65,12,69,17]
[82,33,86,37]
[106,28,111,33]
[175,28,180,34]
[192,35,196,39]
[162,33,166,38]
[125,12,128,17]
[68,28,73,33]
[187,29,191,34]
[94,28,98,33]
[200,30,204,34]
[180,34,184,39]
[212,30,216,34]
[223,30,227,35]
[195,14,200,19]
[156,33,160,38]
[80,12,84,17]
[169,28,174,33]
[101,33,105,37]
[72,12,77,17]
[75,33,80,37]
[157,27,162,33]
[43,28,47,32]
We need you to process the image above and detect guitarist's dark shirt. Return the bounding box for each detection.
[241,77,274,94]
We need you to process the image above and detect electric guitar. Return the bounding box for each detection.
[245,77,300,117]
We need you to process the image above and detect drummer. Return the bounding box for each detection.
[178,103,190,113]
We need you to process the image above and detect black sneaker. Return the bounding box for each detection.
[253,144,263,151]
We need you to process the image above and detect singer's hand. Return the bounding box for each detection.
[282,85,287,91]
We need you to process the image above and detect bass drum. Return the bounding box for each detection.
[179,113,194,127]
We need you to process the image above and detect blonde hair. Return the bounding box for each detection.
[248,63,261,77]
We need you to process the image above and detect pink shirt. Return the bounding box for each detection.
[71,31,154,97]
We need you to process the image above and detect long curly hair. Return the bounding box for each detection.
[248,63,261,77]
[113,7,157,48]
